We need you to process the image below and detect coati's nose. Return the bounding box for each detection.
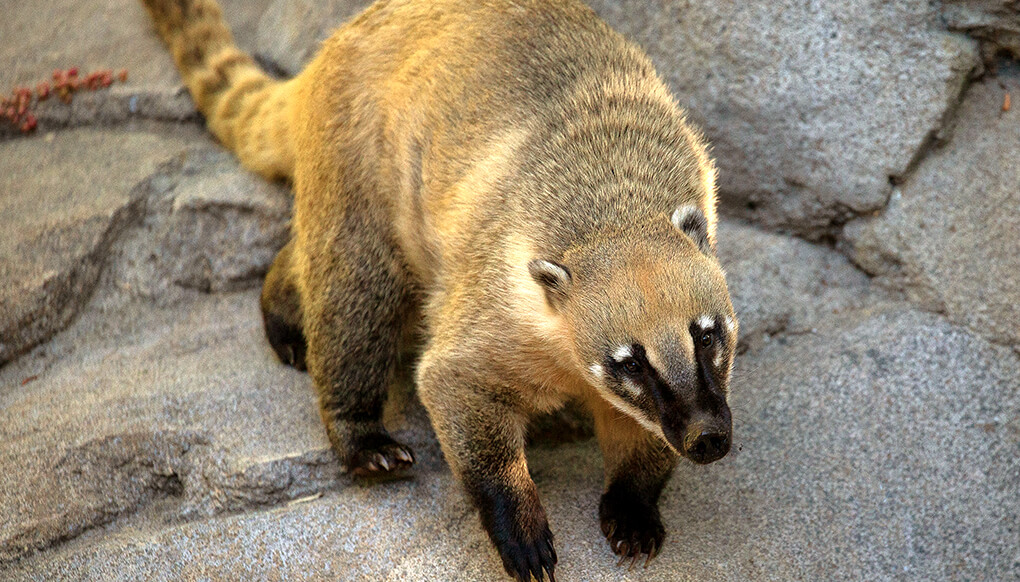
[683,426,730,464]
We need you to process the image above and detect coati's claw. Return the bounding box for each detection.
[600,518,616,538]
[644,541,658,568]
[349,438,415,478]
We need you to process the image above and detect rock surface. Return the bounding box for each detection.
[716,220,880,351]
[0,127,194,364]
[2,0,1019,581]
[254,0,979,236]
[844,70,1020,348]
[0,126,290,365]
[584,0,979,235]
[942,0,1020,60]
[3,305,1017,581]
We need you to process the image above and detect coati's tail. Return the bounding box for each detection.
[140,0,294,181]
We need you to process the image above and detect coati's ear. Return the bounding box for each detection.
[528,259,572,309]
[671,205,714,255]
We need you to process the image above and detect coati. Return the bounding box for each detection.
[139,0,738,579]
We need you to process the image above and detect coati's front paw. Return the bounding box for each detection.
[492,520,557,582]
[347,434,415,478]
[599,494,665,568]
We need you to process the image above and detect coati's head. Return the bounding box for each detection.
[530,205,736,464]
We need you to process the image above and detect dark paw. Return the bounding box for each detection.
[263,312,307,371]
[599,496,665,569]
[348,436,415,478]
[494,522,557,582]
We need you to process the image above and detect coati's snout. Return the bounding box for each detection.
[661,405,732,465]
[603,334,735,465]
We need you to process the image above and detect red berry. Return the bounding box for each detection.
[36,82,50,99]
[67,67,79,77]
[117,69,128,82]
[21,113,37,132]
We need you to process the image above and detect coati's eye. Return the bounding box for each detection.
[700,332,713,348]
[622,358,641,375]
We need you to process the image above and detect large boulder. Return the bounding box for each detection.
[0,128,194,365]
[254,0,979,237]
[585,0,979,236]
[843,71,1020,348]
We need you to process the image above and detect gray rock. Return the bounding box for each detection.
[0,127,196,365]
[0,290,396,564]
[0,127,290,366]
[717,219,880,351]
[104,146,291,301]
[252,0,979,237]
[256,0,374,76]
[843,71,1020,348]
[942,0,1020,60]
[5,307,1017,580]
[584,0,979,236]
[0,0,272,133]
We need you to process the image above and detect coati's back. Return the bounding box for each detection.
[295,0,717,280]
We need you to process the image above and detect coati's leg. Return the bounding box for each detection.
[417,352,558,582]
[588,396,678,566]
[261,240,307,371]
[298,210,415,478]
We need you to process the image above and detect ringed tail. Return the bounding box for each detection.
[140,0,295,181]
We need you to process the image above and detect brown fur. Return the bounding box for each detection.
[140,0,738,579]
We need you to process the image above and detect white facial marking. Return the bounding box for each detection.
[670,205,699,231]
[714,351,723,368]
[589,363,604,379]
[612,345,633,362]
[725,316,736,334]
[601,390,663,436]
[697,315,715,330]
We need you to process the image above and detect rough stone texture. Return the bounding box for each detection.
[0,291,344,564]
[105,146,291,301]
[716,220,881,351]
[0,127,194,365]
[4,307,1017,580]
[843,70,1020,348]
[942,0,1020,60]
[0,127,290,365]
[0,0,272,133]
[3,0,1020,580]
[254,0,980,236]
[584,0,979,235]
